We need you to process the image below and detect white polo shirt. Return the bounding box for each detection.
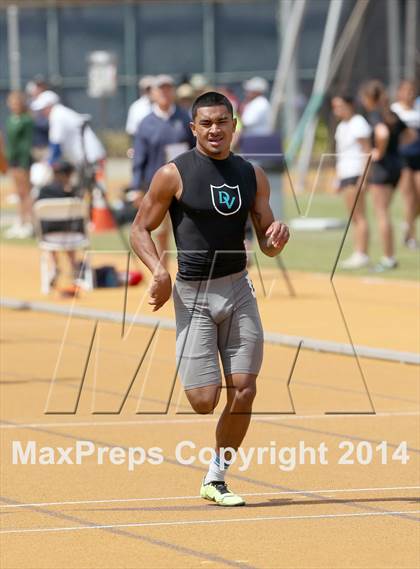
[49,104,105,165]
[125,95,153,135]
[335,114,372,180]
[241,95,272,135]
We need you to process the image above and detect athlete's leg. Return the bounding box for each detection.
[199,372,257,505]
[370,183,395,258]
[185,383,221,415]
[10,167,32,224]
[216,372,257,452]
[399,168,417,242]
[414,171,420,224]
[173,276,223,403]
[344,183,369,254]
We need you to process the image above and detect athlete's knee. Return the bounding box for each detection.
[234,383,257,407]
[190,397,216,415]
[195,402,214,414]
[186,387,220,414]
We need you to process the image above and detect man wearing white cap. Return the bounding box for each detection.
[125,75,155,136]
[31,90,105,168]
[241,77,272,136]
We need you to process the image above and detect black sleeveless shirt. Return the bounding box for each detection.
[170,148,257,280]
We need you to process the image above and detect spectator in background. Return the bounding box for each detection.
[26,75,50,161]
[217,86,242,150]
[241,77,272,135]
[331,93,372,269]
[176,83,195,115]
[111,187,143,227]
[36,160,82,286]
[0,132,7,175]
[190,73,211,97]
[5,91,34,239]
[31,90,106,172]
[125,76,155,137]
[132,74,195,266]
[359,80,415,271]
[391,79,420,249]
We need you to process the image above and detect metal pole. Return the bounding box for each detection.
[124,1,138,111]
[279,0,299,141]
[295,0,343,191]
[269,0,306,131]
[47,5,60,86]
[7,4,20,90]
[325,0,371,91]
[203,0,216,85]
[286,0,370,165]
[404,0,417,79]
[386,0,401,97]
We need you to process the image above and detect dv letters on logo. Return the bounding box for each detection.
[210,184,242,216]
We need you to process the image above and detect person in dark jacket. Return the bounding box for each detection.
[132,75,195,266]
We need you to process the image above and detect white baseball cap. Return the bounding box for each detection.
[138,75,155,90]
[31,90,60,111]
[154,74,175,88]
[243,77,269,93]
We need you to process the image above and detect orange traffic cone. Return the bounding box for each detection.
[91,188,116,232]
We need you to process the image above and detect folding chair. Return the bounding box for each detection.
[33,197,93,294]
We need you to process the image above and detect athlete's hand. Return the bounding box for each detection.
[265,221,290,252]
[148,269,172,311]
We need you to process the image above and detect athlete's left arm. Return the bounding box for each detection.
[250,165,290,257]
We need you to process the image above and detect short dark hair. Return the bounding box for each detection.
[332,92,355,105]
[52,160,75,176]
[191,91,234,120]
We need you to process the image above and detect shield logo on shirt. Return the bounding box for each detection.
[210,184,242,216]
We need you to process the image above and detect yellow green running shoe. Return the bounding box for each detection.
[200,479,245,506]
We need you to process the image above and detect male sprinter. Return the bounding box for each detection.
[130,92,289,506]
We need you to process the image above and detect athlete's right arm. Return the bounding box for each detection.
[130,163,181,311]
[372,123,389,161]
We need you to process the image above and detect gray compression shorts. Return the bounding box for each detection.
[173,270,264,390]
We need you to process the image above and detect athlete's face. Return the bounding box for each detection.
[191,105,236,159]
[397,81,416,106]
[331,97,353,121]
[153,84,176,111]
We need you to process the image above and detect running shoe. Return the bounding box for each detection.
[4,223,22,239]
[200,479,245,506]
[404,237,419,250]
[339,252,370,269]
[16,222,33,239]
[374,257,398,272]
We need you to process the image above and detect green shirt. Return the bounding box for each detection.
[6,112,34,169]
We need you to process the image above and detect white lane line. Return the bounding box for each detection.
[2,485,419,510]
[1,411,419,430]
[2,297,419,365]
[2,510,419,535]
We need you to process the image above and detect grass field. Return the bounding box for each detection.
[282,190,419,280]
[2,188,417,281]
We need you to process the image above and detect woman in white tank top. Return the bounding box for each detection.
[332,94,372,269]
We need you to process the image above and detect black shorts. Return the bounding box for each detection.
[401,155,420,172]
[369,158,401,188]
[339,176,359,189]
